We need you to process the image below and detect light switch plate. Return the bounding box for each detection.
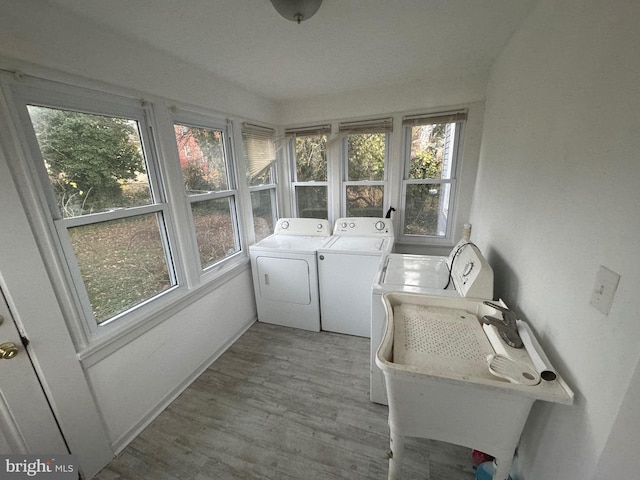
[590,265,620,315]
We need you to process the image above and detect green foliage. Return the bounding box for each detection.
[296,185,328,219]
[347,133,385,181]
[408,123,445,179]
[345,133,386,215]
[182,159,211,192]
[404,184,442,235]
[295,135,327,182]
[405,123,448,236]
[28,106,147,216]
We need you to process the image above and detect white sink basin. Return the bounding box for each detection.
[375,292,573,480]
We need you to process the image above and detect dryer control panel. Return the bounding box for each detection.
[274,218,331,236]
[333,217,394,236]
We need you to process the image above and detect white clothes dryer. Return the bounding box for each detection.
[317,218,394,337]
[370,240,494,404]
[250,218,331,332]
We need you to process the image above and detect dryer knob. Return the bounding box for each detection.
[281,221,290,230]
[340,222,347,229]
[317,223,324,230]
[375,220,386,231]
[319,255,325,261]
[349,222,356,228]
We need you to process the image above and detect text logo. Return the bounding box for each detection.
[0,455,77,479]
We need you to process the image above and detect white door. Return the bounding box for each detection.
[256,256,311,304]
[0,286,68,453]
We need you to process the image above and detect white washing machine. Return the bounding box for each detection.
[250,218,331,332]
[370,240,494,404]
[317,217,394,337]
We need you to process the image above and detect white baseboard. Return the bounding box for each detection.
[109,317,256,455]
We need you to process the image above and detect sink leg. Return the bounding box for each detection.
[493,456,512,480]
[388,429,404,480]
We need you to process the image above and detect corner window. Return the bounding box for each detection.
[401,111,466,239]
[286,125,331,220]
[340,118,392,217]
[172,121,241,270]
[26,104,177,325]
[242,123,278,243]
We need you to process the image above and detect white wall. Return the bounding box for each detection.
[0,0,276,124]
[277,73,487,126]
[470,1,640,478]
[84,271,256,450]
[593,359,640,479]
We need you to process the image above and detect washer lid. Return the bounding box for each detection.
[382,254,450,289]
[322,235,391,253]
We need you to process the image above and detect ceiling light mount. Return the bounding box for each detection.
[271,0,323,24]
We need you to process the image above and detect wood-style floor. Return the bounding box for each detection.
[94,322,476,480]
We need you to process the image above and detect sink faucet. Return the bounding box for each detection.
[482,301,523,349]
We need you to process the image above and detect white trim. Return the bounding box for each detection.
[341,131,390,218]
[78,260,250,366]
[399,116,465,244]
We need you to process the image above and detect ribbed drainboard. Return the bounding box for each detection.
[393,304,493,377]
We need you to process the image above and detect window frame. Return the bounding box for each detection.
[399,112,466,243]
[4,76,251,350]
[242,122,279,243]
[341,129,390,218]
[10,82,182,335]
[171,113,244,274]
[287,125,331,220]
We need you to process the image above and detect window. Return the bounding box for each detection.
[172,120,241,270]
[286,125,331,219]
[25,104,177,325]
[340,118,392,217]
[242,123,278,242]
[401,111,466,239]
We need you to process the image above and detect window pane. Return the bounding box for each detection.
[346,185,384,217]
[27,106,151,217]
[68,214,174,324]
[244,135,275,186]
[191,198,240,269]
[404,183,452,237]
[248,167,272,187]
[295,185,328,219]
[347,133,385,181]
[250,189,275,242]
[408,123,456,180]
[295,135,327,182]
[174,124,229,194]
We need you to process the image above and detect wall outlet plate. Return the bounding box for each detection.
[590,265,620,315]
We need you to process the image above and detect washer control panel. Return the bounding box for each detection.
[333,217,394,236]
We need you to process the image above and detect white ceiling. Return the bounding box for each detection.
[46,0,538,102]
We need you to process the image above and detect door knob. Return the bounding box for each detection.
[0,342,19,359]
